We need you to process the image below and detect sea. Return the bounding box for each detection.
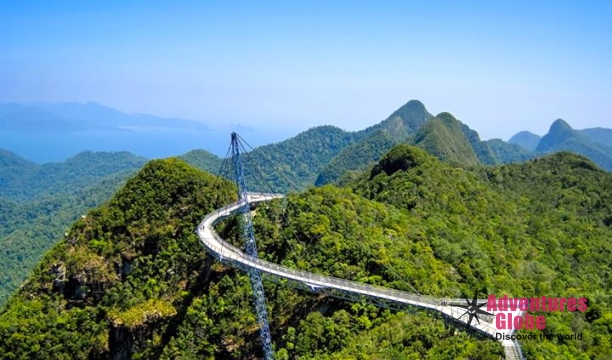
[0,127,291,163]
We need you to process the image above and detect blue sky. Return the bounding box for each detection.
[1,0,611,140]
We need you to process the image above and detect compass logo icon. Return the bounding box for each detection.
[450,291,494,329]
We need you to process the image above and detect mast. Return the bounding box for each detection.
[230,132,274,360]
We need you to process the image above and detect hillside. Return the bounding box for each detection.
[316,104,536,187]
[0,149,37,185]
[0,172,140,306]
[508,131,541,151]
[315,103,521,187]
[179,149,222,173]
[413,113,480,166]
[485,138,534,164]
[0,151,147,307]
[580,127,612,148]
[315,100,433,186]
[361,99,434,137]
[536,119,612,171]
[354,145,612,358]
[314,129,399,186]
[0,150,147,202]
[183,125,360,192]
[1,149,610,359]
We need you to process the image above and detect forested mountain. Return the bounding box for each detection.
[183,100,466,190]
[0,151,146,306]
[180,101,608,192]
[179,149,222,173]
[360,99,434,137]
[580,127,612,148]
[183,125,360,192]
[315,100,433,186]
[0,150,147,202]
[536,119,612,171]
[508,131,541,151]
[1,97,609,360]
[1,147,610,359]
[508,124,612,171]
[0,149,37,184]
[1,100,608,314]
[315,102,539,186]
[413,113,480,166]
[458,122,498,165]
[184,99,508,191]
[314,130,399,186]
[485,138,534,164]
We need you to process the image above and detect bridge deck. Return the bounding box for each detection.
[196,193,524,358]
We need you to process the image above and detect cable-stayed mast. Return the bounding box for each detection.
[230,132,274,360]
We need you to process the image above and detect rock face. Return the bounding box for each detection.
[50,262,66,292]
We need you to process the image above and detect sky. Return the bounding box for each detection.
[1,0,611,140]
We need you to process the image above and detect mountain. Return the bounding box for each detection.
[458,122,499,165]
[413,112,480,166]
[363,99,434,137]
[0,102,244,163]
[316,103,538,187]
[0,150,147,202]
[181,100,438,190]
[0,106,110,133]
[580,127,612,148]
[314,130,399,186]
[508,131,541,151]
[315,100,433,186]
[0,149,37,185]
[485,138,534,163]
[1,148,610,359]
[183,125,360,192]
[354,145,612,358]
[536,119,612,171]
[0,101,212,133]
[0,151,147,307]
[536,119,577,150]
[179,149,223,173]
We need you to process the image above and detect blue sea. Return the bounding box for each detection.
[0,127,290,163]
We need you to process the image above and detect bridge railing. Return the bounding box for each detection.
[197,197,498,336]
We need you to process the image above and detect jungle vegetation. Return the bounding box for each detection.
[0,150,146,306]
[0,144,610,359]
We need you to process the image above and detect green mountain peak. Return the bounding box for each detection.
[374,99,434,137]
[414,114,480,166]
[370,144,431,177]
[508,131,541,151]
[534,119,612,171]
[536,119,575,152]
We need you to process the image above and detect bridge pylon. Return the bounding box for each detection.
[230,132,274,360]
